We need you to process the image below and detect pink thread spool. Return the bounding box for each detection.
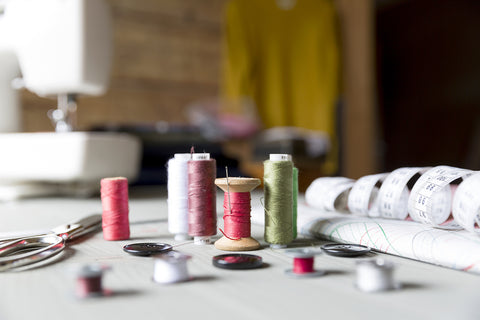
[187,153,217,245]
[285,248,325,278]
[75,264,110,299]
[214,177,261,251]
[101,177,130,241]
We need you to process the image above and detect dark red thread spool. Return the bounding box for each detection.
[214,177,261,251]
[285,248,325,278]
[293,257,315,274]
[101,177,130,241]
[75,265,110,298]
[187,153,217,244]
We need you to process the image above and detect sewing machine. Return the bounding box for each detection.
[0,0,141,200]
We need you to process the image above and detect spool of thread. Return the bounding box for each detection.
[153,251,191,284]
[292,166,298,239]
[75,264,110,298]
[284,248,325,277]
[187,153,217,245]
[355,259,400,292]
[264,154,294,248]
[167,153,192,241]
[100,177,130,241]
[214,177,261,251]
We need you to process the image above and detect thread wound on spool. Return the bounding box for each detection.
[101,177,130,241]
[293,257,314,274]
[264,159,294,245]
[187,157,217,237]
[167,154,191,238]
[222,192,251,240]
[292,167,299,239]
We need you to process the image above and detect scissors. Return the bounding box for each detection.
[0,214,102,271]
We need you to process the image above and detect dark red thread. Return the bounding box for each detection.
[101,177,130,241]
[187,159,217,236]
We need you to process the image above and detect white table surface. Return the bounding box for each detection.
[0,186,479,320]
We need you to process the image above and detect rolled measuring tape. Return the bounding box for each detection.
[347,173,388,217]
[377,167,427,220]
[305,177,354,212]
[452,172,480,233]
[408,165,473,228]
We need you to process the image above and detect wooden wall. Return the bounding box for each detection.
[19,0,379,179]
[21,0,228,132]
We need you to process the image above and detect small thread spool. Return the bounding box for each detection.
[167,153,192,241]
[100,177,130,241]
[75,264,110,299]
[214,177,261,251]
[188,153,217,245]
[285,248,325,278]
[355,259,401,292]
[264,154,294,248]
[153,251,191,284]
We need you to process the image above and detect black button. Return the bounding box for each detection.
[212,254,263,270]
[321,243,371,257]
[123,243,173,256]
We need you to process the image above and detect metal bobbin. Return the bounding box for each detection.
[75,264,111,298]
[284,248,325,278]
[153,251,192,284]
[355,258,401,292]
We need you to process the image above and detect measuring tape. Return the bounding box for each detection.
[305,177,354,212]
[452,172,480,233]
[407,166,473,228]
[306,165,480,233]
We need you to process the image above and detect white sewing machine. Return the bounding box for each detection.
[0,0,141,200]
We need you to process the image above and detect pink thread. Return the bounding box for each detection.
[222,192,251,240]
[293,257,315,274]
[187,159,217,236]
[100,177,130,241]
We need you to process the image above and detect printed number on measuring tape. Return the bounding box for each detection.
[407,166,473,228]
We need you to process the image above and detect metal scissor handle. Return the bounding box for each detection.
[0,214,102,271]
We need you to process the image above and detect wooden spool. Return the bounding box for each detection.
[214,177,261,251]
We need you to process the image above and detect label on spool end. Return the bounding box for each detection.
[174,153,192,160]
[192,153,210,160]
[269,154,292,161]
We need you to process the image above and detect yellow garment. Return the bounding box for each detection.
[221,0,340,175]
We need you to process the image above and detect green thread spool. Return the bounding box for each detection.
[264,154,294,248]
[292,166,298,239]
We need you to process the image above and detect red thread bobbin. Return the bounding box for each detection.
[101,177,130,241]
[285,248,325,278]
[214,177,261,251]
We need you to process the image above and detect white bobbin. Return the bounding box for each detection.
[355,259,401,293]
[153,251,191,284]
[168,153,192,241]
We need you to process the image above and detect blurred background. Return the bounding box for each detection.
[14,0,480,190]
